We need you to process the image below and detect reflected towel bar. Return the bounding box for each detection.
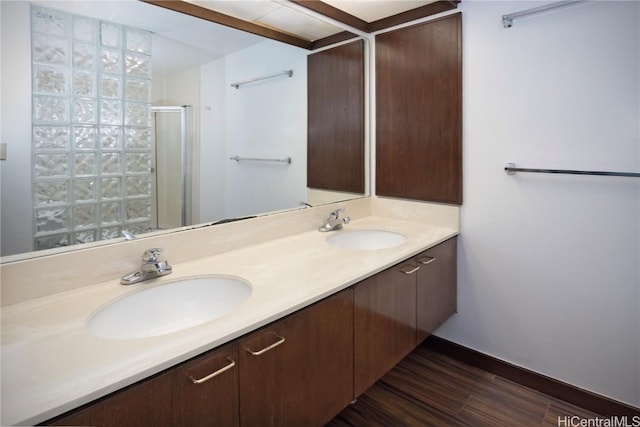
[230,70,293,89]
[230,156,292,164]
[505,163,640,178]
[502,1,585,28]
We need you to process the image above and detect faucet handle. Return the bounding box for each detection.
[330,208,345,219]
[142,248,164,263]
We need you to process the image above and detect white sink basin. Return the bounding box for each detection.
[326,230,407,250]
[88,276,252,340]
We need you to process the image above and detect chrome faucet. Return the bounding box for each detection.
[318,209,351,232]
[120,248,173,285]
[121,230,136,240]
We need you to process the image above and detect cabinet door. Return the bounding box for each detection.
[238,290,353,427]
[376,13,462,204]
[354,263,418,396]
[51,370,173,427]
[49,405,93,426]
[172,342,239,427]
[91,372,173,427]
[307,40,365,193]
[416,237,458,343]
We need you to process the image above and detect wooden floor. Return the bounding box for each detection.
[327,345,600,427]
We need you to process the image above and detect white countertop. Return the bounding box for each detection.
[1,216,457,426]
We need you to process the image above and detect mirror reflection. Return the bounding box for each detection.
[0,0,367,259]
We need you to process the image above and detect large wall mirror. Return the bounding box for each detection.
[0,0,370,259]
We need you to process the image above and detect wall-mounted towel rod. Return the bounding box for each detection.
[230,70,293,89]
[502,1,585,28]
[505,163,640,178]
[230,155,292,164]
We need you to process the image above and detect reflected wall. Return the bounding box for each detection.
[200,40,308,221]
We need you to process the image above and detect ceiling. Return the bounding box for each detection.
[182,0,446,40]
[323,0,440,23]
[144,0,461,49]
[185,0,344,41]
[32,0,460,76]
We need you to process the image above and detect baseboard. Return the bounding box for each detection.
[423,336,640,417]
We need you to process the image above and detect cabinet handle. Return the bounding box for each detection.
[245,332,286,356]
[399,264,420,274]
[188,357,236,384]
[417,256,436,265]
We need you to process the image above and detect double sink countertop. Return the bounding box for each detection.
[1,215,457,426]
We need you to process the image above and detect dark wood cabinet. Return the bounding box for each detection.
[239,290,353,427]
[50,370,173,427]
[354,262,418,396]
[51,345,238,427]
[307,40,365,194]
[89,373,173,427]
[376,13,462,204]
[48,292,353,427]
[416,237,458,343]
[172,342,239,427]
[354,237,458,396]
[49,404,93,426]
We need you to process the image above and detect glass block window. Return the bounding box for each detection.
[31,6,152,250]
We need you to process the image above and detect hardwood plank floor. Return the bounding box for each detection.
[327,346,601,427]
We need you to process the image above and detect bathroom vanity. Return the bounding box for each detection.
[0,197,459,426]
[49,238,456,427]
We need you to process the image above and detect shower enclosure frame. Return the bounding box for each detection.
[151,105,192,229]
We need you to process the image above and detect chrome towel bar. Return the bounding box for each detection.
[230,70,293,89]
[505,163,640,178]
[230,156,291,164]
[502,1,585,28]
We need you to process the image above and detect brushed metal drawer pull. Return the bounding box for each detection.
[399,265,420,274]
[245,332,286,356]
[417,256,436,265]
[189,357,236,384]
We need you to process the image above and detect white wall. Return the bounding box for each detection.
[199,40,308,221]
[199,59,228,223]
[1,1,33,256]
[433,1,640,407]
[223,40,308,219]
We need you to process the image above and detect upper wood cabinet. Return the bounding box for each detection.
[376,13,462,204]
[307,40,365,194]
